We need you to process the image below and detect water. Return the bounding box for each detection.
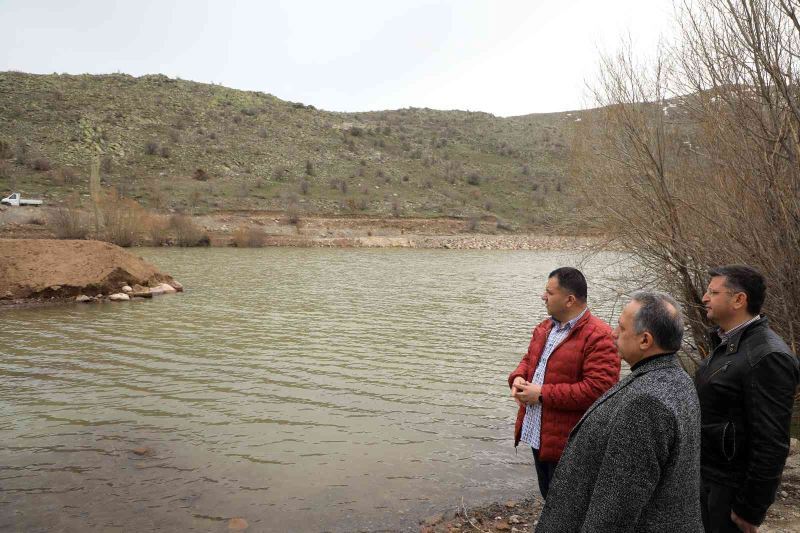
[1,248,630,532]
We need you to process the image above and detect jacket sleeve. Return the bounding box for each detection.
[540,326,620,411]
[508,328,538,388]
[579,395,675,532]
[732,351,800,525]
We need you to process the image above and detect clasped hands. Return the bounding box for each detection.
[511,376,542,407]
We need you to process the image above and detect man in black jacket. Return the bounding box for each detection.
[695,265,799,533]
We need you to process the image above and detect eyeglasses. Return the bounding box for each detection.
[705,289,737,297]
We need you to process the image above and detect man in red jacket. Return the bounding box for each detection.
[509,267,620,498]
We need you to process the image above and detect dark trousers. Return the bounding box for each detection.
[700,478,740,533]
[532,448,557,499]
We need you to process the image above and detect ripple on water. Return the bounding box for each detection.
[0,248,630,532]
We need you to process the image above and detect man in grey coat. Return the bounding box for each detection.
[536,291,703,533]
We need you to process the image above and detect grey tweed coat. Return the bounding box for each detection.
[535,354,703,533]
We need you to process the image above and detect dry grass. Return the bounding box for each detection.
[49,193,90,240]
[231,224,266,247]
[170,214,208,246]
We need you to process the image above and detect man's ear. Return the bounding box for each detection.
[639,331,654,351]
[733,292,748,311]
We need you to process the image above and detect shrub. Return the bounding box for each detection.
[0,161,10,179]
[258,127,268,139]
[170,214,208,246]
[241,107,257,117]
[330,178,348,194]
[466,216,480,232]
[168,129,181,143]
[286,206,300,225]
[232,224,266,247]
[0,140,12,159]
[466,172,482,186]
[31,157,51,171]
[145,141,160,155]
[159,146,171,158]
[193,168,209,181]
[146,215,170,245]
[14,142,28,165]
[49,194,89,239]
[305,160,315,176]
[391,198,401,217]
[300,180,310,195]
[496,219,514,232]
[273,166,288,181]
[346,196,368,211]
[99,190,149,247]
[349,126,363,137]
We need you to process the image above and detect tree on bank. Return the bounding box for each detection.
[573,0,800,358]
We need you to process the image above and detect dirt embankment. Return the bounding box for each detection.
[0,206,602,250]
[0,238,177,306]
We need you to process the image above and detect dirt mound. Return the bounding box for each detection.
[0,239,174,301]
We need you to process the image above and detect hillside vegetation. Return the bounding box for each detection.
[0,72,582,229]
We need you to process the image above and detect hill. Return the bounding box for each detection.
[0,72,583,229]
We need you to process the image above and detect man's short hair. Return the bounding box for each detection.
[549,267,587,302]
[708,264,766,315]
[630,291,684,352]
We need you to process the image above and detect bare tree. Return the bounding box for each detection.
[573,0,800,357]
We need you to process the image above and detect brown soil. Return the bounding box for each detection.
[0,238,174,305]
[421,453,800,532]
[0,206,603,250]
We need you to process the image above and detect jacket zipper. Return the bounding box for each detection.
[705,361,731,381]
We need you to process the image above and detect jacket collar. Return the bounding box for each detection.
[543,308,592,333]
[709,315,768,355]
[568,353,679,438]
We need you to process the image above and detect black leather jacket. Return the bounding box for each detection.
[694,316,799,525]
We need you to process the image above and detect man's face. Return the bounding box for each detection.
[702,276,738,325]
[541,276,571,320]
[613,300,643,365]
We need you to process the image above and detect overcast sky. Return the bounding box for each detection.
[0,0,675,116]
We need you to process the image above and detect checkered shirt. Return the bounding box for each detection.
[519,308,587,450]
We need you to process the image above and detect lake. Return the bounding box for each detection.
[1,247,633,532]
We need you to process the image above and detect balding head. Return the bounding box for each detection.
[613,291,684,366]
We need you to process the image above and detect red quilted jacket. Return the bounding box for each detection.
[508,310,620,462]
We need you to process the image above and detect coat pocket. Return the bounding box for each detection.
[702,421,736,461]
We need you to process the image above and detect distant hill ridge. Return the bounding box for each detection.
[0,71,580,228]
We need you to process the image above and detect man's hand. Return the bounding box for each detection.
[514,382,542,406]
[511,377,528,407]
[731,511,758,532]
